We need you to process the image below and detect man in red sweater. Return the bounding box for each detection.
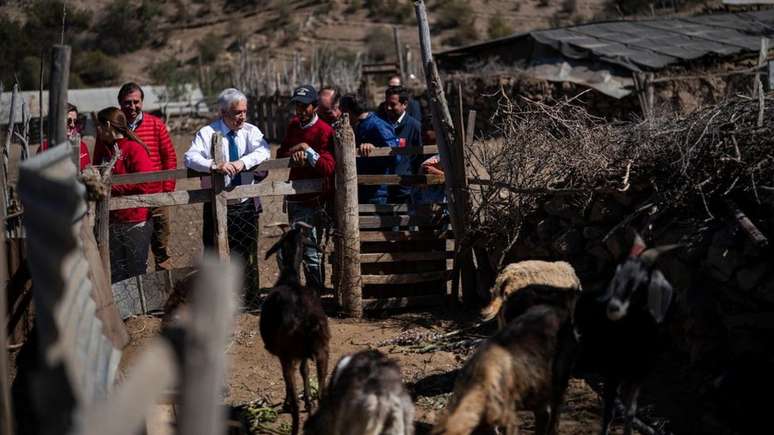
[117,82,177,269]
[277,85,336,290]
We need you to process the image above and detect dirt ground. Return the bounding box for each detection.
[120,309,605,435]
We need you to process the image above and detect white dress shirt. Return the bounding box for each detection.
[185,118,271,187]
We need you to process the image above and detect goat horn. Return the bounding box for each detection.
[640,244,683,266]
[294,221,313,229]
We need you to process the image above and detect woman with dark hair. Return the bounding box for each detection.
[94,107,160,283]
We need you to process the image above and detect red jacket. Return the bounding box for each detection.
[96,138,160,223]
[93,113,177,191]
[38,139,90,170]
[278,116,336,201]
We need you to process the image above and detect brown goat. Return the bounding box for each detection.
[260,223,330,435]
[481,260,581,329]
[433,304,578,435]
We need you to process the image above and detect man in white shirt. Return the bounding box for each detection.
[185,88,270,289]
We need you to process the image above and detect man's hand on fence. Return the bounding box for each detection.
[289,143,310,167]
[214,160,245,176]
[359,143,375,157]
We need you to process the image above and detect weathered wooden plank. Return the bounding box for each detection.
[110,158,293,184]
[357,174,444,186]
[210,134,229,259]
[334,114,363,318]
[109,189,211,210]
[358,214,440,229]
[358,145,438,158]
[359,251,449,263]
[361,271,448,285]
[362,295,445,310]
[358,203,445,214]
[359,230,448,242]
[223,178,324,200]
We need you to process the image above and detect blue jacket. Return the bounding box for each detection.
[392,113,422,203]
[355,113,399,204]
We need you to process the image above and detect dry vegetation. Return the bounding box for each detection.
[468,91,774,252]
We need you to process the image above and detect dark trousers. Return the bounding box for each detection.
[202,200,258,290]
[150,207,171,265]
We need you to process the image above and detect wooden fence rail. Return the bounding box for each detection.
[103,135,444,316]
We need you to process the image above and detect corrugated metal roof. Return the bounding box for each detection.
[438,9,774,72]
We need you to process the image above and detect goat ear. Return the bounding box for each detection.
[597,265,620,302]
[640,244,682,267]
[647,270,673,324]
[629,232,647,257]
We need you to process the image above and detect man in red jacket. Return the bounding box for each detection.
[117,82,177,270]
[277,85,336,290]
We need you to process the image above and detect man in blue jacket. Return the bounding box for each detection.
[383,85,421,203]
[339,94,400,204]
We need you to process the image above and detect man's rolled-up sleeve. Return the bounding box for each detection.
[184,129,214,173]
[240,128,271,169]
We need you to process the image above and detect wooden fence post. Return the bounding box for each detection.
[334,114,362,318]
[414,0,476,305]
[393,26,405,79]
[0,175,14,435]
[210,133,230,260]
[48,45,75,166]
[97,192,112,283]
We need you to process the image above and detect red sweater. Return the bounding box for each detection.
[93,113,177,191]
[38,139,90,170]
[96,138,160,223]
[278,117,336,201]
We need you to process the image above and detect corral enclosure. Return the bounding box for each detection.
[2,2,774,435]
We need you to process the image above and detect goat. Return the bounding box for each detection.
[304,349,415,435]
[481,260,582,329]
[433,303,578,435]
[575,233,679,435]
[259,222,331,435]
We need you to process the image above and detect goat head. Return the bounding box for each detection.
[601,232,680,324]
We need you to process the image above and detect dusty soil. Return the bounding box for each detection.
[120,309,608,435]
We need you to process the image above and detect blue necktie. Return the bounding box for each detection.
[227,131,241,187]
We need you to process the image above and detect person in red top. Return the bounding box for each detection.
[38,102,91,170]
[276,85,336,290]
[94,107,160,283]
[117,82,177,269]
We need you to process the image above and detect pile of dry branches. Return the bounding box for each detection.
[468,91,774,250]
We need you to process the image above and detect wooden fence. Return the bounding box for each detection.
[247,94,292,143]
[103,124,446,315]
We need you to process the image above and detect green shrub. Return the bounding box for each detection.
[196,33,224,64]
[365,27,393,62]
[148,56,196,99]
[488,15,511,40]
[73,50,122,86]
[95,0,160,55]
[365,0,413,24]
[436,0,474,30]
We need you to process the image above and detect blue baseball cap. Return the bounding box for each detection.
[290,85,317,105]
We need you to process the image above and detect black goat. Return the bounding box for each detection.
[304,349,415,435]
[576,233,679,435]
[259,222,330,435]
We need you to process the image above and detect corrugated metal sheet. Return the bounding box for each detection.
[17,144,121,408]
[436,9,774,98]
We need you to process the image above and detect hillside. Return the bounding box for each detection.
[1,0,719,94]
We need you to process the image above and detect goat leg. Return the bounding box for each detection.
[315,348,329,402]
[620,381,641,435]
[600,379,619,435]
[281,359,301,435]
[300,359,312,412]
